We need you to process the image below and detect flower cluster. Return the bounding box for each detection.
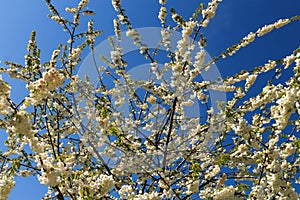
[65,7,78,14]
[176,20,197,60]
[194,49,205,72]
[78,0,89,10]
[133,191,161,200]
[112,0,121,11]
[257,18,290,37]
[51,16,66,25]
[1,0,300,199]
[283,54,297,69]
[113,19,121,40]
[161,28,172,51]
[214,186,235,200]
[245,73,257,91]
[227,32,256,56]
[9,110,32,138]
[223,18,291,58]
[204,165,220,180]
[110,46,123,68]
[186,179,200,195]
[27,67,64,105]
[158,5,167,24]
[271,87,297,131]
[69,47,82,60]
[201,0,221,27]
[0,77,12,115]
[126,29,142,46]
[119,185,134,199]
[0,175,15,200]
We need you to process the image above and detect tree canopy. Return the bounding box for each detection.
[0,0,300,199]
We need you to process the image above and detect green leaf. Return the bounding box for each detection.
[217,154,230,166]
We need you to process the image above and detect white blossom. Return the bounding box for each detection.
[158,6,167,24]
[257,18,290,37]
[112,0,121,11]
[0,175,15,200]
[214,186,235,200]
[202,0,221,27]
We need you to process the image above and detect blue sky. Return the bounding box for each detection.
[0,0,299,199]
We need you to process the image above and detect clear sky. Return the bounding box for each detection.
[0,0,299,199]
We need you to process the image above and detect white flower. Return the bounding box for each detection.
[257,18,290,37]
[214,186,235,200]
[113,19,121,40]
[271,88,296,131]
[158,6,167,23]
[182,21,197,37]
[0,175,15,200]
[110,46,123,68]
[147,95,156,105]
[112,0,121,11]
[282,143,295,158]
[245,73,257,91]
[283,54,296,69]
[78,0,89,10]
[241,32,255,47]
[159,0,167,5]
[0,78,12,115]
[194,49,205,71]
[51,16,65,24]
[69,47,82,60]
[274,18,290,28]
[262,60,277,72]
[27,68,64,105]
[126,29,142,46]
[182,99,194,106]
[201,0,221,27]
[186,179,200,194]
[205,165,220,179]
[97,174,115,194]
[119,185,134,199]
[161,28,172,50]
[65,7,78,13]
[115,96,125,107]
[38,169,60,186]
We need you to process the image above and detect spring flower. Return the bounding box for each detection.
[245,73,257,91]
[0,175,15,200]
[158,6,167,23]
[202,0,221,27]
[126,29,142,46]
[194,49,205,71]
[214,186,235,200]
[147,95,156,105]
[78,0,89,10]
[112,0,121,11]
[257,18,290,37]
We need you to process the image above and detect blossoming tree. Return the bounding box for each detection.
[0,0,299,199]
